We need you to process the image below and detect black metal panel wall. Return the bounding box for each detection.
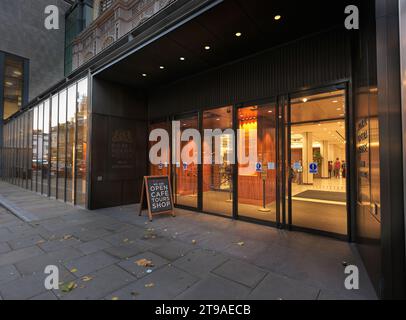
[375,0,406,299]
[89,77,148,209]
[352,0,382,297]
[148,28,351,118]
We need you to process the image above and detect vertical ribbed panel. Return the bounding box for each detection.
[148,28,351,118]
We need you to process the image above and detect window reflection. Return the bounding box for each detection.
[1,77,89,208]
[50,95,58,198]
[3,55,24,119]
[238,104,277,222]
[76,79,88,207]
[173,114,199,208]
[202,106,233,217]
[66,85,76,204]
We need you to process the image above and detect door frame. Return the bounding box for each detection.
[283,83,351,241]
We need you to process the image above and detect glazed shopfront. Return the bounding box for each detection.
[148,85,349,238]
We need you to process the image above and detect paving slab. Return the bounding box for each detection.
[0,242,11,254]
[176,274,251,300]
[172,249,229,277]
[150,240,195,261]
[103,243,145,259]
[64,251,119,277]
[0,265,20,285]
[106,265,199,300]
[7,234,45,250]
[15,247,84,276]
[0,246,43,267]
[117,252,169,279]
[212,259,268,288]
[76,239,112,255]
[247,272,320,300]
[0,273,48,300]
[30,291,58,300]
[58,265,135,300]
[38,237,82,252]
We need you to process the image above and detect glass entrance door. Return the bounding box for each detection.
[173,113,199,209]
[237,102,277,223]
[287,88,348,236]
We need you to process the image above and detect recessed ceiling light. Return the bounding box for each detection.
[142,73,147,77]
[235,32,242,37]
[180,57,185,61]
[268,110,273,113]
[302,98,308,103]
[216,118,220,121]
[159,66,165,70]
[332,100,338,103]
[274,15,281,21]
[336,108,341,111]
[204,45,211,50]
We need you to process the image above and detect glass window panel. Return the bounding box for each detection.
[75,79,88,207]
[50,95,58,198]
[3,55,24,119]
[66,85,76,204]
[58,90,67,200]
[237,103,277,222]
[36,103,43,193]
[28,110,33,190]
[202,106,233,217]
[291,90,346,123]
[17,116,22,187]
[42,100,50,195]
[173,114,199,208]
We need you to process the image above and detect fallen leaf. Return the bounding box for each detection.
[70,268,78,273]
[145,283,154,288]
[36,240,45,245]
[82,276,93,282]
[192,240,197,245]
[237,242,245,246]
[60,281,77,293]
[112,297,119,300]
[63,235,72,240]
[123,238,129,243]
[135,259,154,267]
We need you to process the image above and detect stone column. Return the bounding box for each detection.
[93,0,101,20]
[302,132,313,184]
[320,140,329,178]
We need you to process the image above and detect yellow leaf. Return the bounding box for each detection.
[112,297,119,300]
[192,240,197,245]
[237,242,245,246]
[82,276,93,282]
[123,238,129,243]
[145,283,154,288]
[61,281,77,293]
[70,268,78,273]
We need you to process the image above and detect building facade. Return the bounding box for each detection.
[0,0,71,145]
[1,0,405,299]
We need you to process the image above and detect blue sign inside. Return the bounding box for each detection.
[256,162,263,172]
[309,162,318,174]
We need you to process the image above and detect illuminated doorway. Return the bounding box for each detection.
[288,89,348,235]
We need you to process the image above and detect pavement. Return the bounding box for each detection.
[0,181,377,300]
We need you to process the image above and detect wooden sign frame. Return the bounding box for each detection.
[139,176,175,221]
